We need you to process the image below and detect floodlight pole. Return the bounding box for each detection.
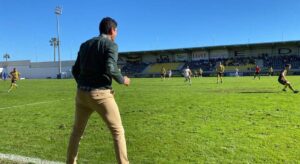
[53,40,56,62]
[55,6,62,76]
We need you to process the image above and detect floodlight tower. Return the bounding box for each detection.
[55,6,62,77]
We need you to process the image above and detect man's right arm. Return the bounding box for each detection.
[106,43,125,84]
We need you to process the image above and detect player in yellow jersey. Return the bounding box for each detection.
[160,66,166,81]
[8,68,21,92]
[216,62,225,83]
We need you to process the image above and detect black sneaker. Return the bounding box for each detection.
[294,90,299,94]
[282,89,287,92]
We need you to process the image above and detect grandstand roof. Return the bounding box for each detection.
[120,40,300,56]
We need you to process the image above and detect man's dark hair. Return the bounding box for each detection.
[99,17,117,34]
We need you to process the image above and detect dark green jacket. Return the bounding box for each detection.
[72,34,124,89]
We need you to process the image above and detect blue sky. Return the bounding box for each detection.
[0,0,299,62]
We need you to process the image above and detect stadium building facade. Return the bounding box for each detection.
[1,40,300,79]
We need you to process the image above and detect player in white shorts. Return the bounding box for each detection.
[183,66,192,85]
[168,69,172,79]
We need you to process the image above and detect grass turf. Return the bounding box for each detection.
[0,76,300,163]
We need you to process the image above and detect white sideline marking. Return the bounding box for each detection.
[0,99,69,110]
[0,152,64,164]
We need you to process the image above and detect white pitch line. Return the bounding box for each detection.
[0,99,70,110]
[0,152,64,164]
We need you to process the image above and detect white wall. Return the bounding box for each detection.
[0,60,74,79]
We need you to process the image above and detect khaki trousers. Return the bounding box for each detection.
[66,89,129,164]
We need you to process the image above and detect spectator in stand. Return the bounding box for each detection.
[253,65,261,80]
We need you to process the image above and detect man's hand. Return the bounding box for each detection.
[123,76,130,86]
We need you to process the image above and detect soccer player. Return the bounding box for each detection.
[8,68,21,92]
[183,66,192,85]
[168,69,172,79]
[235,67,239,77]
[253,65,261,80]
[278,64,298,93]
[160,66,166,81]
[198,68,203,77]
[216,62,225,83]
[268,66,274,76]
[193,70,198,78]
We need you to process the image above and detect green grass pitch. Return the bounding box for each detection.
[0,76,300,163]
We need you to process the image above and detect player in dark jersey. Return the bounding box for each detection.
[278,64,298,93]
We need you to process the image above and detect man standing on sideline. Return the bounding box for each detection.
[8,68,21,92]
[67,17,130,164]
[216,62,225,83]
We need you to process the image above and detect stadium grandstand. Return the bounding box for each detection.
[1,40,300,79]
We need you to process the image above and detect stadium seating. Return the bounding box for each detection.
[144,62,184,74]
[263,55,300,69]
[118,55,300,77]
[121,62,148,75]
[183,60,212,71]
[224,64,255,72]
